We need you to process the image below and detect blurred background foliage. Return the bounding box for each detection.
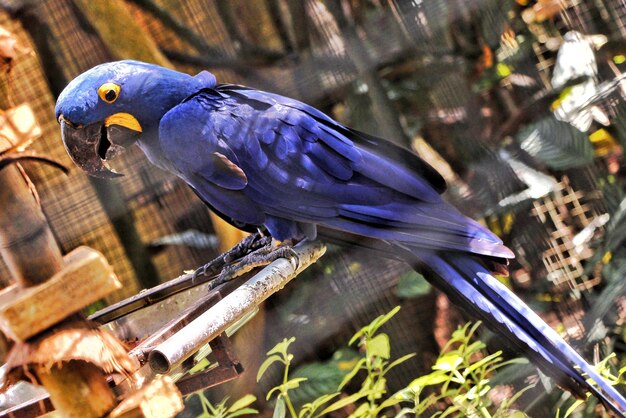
[1,0,626,415]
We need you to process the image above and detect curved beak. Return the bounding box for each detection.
[59,113,142,179]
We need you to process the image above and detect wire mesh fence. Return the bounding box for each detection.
[1,0,626,414]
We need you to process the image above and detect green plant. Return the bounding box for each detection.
[194,393,258,418]
[198,307,539,417]
[394,322,530,417]
[256,307,529,417]
[555,353,626,418]
[338,306,417,417]
[256,336,367,418]
[257,306,415,417]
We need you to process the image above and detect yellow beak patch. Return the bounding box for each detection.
[104,113,142,132]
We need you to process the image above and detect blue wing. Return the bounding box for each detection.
[158,85,511,258]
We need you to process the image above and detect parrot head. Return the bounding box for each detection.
[55,60,216,178]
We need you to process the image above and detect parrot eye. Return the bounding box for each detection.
[98,82,120,104]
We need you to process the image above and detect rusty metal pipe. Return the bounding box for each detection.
[148,241,326,373]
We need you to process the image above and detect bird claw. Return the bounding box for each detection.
[207,241,299,291]
[191,230,269,282]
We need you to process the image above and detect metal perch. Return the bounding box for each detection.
[149,240,326,373]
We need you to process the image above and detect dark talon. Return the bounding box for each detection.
[206,239,300,290]
[275,247,300,269]
[191,230,266,281]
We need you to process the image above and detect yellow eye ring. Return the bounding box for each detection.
[98,82,120,104]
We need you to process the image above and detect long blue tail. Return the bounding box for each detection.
[412,250,626,416]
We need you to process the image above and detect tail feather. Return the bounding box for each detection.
[412,249,626,417]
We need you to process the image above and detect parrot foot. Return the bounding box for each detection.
[192,230,271,281]
[207,241,299,290]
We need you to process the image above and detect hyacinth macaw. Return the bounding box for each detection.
[55,60,626,415]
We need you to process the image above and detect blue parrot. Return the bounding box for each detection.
[56,60,626,415]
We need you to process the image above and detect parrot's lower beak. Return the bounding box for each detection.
[59,113,142,179]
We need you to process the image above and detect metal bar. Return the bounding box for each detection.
[125,278,244,364]
[0,392,53,418]
[174,334,243,395]
[88,265,222,325]
[127,291,223,364]
[149,241,326,373]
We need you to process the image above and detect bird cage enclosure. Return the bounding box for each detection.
[1,0,626,416]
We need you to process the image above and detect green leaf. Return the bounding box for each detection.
[227,394,257,413]
[505,411,529,418]
[317,391,373,417]
[273,395,286,418]
[372,376,387,399]
[300,392,341,417]
[496,383,535,415]
[464,351,502,375]
[395,271,431,298]
[498,358,528,368]
[394,388,415,402]
[408,371,449,390]
[376,394,403,412]
[227,408,259,418]
[196,392,212,409]
[338,357,366,390]
[465,341,486,355]
[396,407,417,417]
[313,393,342,405]
[348,402,369,418]
[267,386,282,401]
[267,337,296,356]
[563,399,584,418]
[367,334,391,359]
[257,354,283,382]
[384,353,417,374]
[368,306,401,336]
[189,357,212,374]
[414,393,441,414]
[515,117,595,170]
[466,322,482,340]
[348,328,367,347]
[433,353,462,372]
[439,404,461,418]
[299,405,311,418]
[288,363,346,405]
[283,377,308,391]
[205,395,223,415]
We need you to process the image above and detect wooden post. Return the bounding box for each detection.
[0,140,121,416]
[0,163,63,287]
[34,361,116,418]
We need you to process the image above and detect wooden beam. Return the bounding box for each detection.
[0,247,121,342]
[35,361,116,418]
[0,161,63,287]
[0,130,123,416]
[109,376,183,418]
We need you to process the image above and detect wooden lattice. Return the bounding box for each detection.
[531,178,603,292]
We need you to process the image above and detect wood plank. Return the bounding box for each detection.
[109,375,183,418]
[0,246,121,342]
[35,360,116,418]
